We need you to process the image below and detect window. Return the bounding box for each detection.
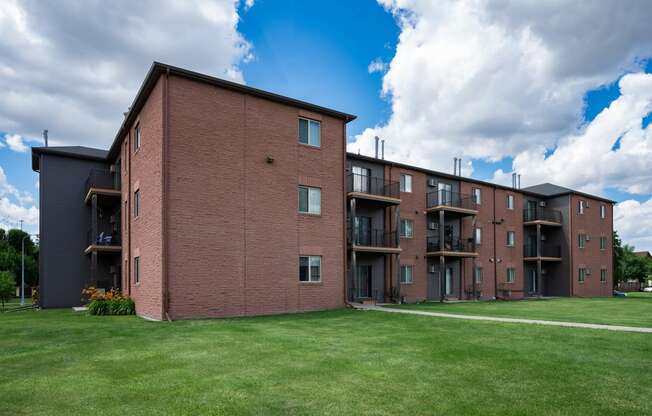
[600,205,606,219]
[578,200,585,214]
[400,265,413,284]
[600,236,607,250]
[474,267,483,284]
[578,234,586,249]
[134,124,141,151]
[600,268,607,283]
[472,188,481,205]
[134,256,140,284]
[400,219,414,238]
[298,186,321,215]
[133,189,140,218]
[299,256,321,282]
[506,267,515,283]
[400,174,412,193]
[578,268,586,283]
[506,231,515,247]
[298,118,321,147]
[506,194,514,210]
[351,166,370,193]
[474,227,482,245]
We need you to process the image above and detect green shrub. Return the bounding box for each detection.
[0,270,16,310]
[88,298,135,316]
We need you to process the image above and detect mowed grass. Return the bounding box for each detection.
[1,308,651,415]
[390,296,652,327]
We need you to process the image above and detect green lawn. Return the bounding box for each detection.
[389,296,652,327]
[1,308,651,415]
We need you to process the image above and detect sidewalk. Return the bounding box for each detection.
[353,304,652,334]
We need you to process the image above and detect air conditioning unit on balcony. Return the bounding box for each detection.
[539,201,547,207]
[427,178,436,187]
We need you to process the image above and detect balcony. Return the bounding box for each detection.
[348,228,401,253]
[346,173,401,205]
[426,237,478,257]
[523,243,562,261]
[426,190,478,216]
[85,226,122,255]
[523,207,562,226]
[84,169,121,204]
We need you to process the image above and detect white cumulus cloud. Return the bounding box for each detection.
[368,57,387,74]
[615,198,652,252]
[5,133,28,152]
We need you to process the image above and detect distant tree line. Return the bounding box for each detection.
[613,231,652,285]
[0,229,38,290]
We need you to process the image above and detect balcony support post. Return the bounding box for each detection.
[90,193,98,286]
[350,198,357,246]
[351,250,357,302]
[536,223,542,296]
[439,209,445,302]
[350,197,357,301]
[394,205,401,303]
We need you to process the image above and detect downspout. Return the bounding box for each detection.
[342,121,347,305]
[127,129,131,298]
[568,195,573,297]
[162,68,171,320]
[493,187,498,299]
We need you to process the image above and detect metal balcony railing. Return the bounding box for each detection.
[85,168,120,194]
[523,243,561,258]
[348,227,399,248]
[87,226,121,247]
[523,207,562,223]
[346,173,400,199]
[426,190,477,211]
[427,237,475,253]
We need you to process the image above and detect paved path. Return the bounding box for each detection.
[354,304,652,334]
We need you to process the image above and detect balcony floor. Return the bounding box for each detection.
[425,206,478,216]
[523,256,562,262]
[426,251,478,258]
[351,244,402,254]
[523,220,562,227]
[85,187,121,205]
[84,244,122,255]
[347,192,401,206]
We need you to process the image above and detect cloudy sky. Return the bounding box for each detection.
[1,0,652,250]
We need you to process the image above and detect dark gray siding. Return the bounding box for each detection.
[545,195,571,296]
[39,154,109,308]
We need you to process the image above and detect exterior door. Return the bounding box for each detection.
[352,166,370,193]
[438,183,452,205]
[528,269,537,294]
[354,216,372,246]
[526,200,537,221]
[357,265,372,299]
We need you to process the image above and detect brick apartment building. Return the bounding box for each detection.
[32,62,615,320]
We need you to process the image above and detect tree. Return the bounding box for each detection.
[7,229,34,255]
[0,270,15,310]
[613,231,624,285]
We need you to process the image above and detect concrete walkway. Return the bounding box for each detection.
[353,304,652,334]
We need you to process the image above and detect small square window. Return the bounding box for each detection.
[578,234,586,249]
[506,194,514,210]
[400,219,414,238]
[600,236,607,250]
[578,268,586,282]
[400,265,413,284]
[298,186,321,215]
[299,256,321,282]
[298,118,321,147]
[400,174,412,193]
[578,200,585,214]
[600,268,607,283]
[600,205,606,219]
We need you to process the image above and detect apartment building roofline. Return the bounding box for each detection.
[347,152,616,204]
[32,146,109,171]
[106,62,357,160]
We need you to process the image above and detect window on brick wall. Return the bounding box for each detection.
[400,218,414,238]
[578,234,586,248]
[578,268,586,283]
[600,204,606,219]
[472,188,481,205]
[134,189,140,218]
[299,256,321,282]
[400,174,412,193]
[600,268,607,283]
[474,227,482,245]
[506,231,515,247]
[134,256,140,284]
[506,267,515,283]
[474,267,482,284]
[298,118,320,147]
[134,124,141,151]
[298,186,321,215]
[578,200,585,214]
[400,265,413,284]
[600,236,607,250]
[507,194,514,210]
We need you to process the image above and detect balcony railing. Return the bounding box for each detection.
[87,226,121,247]
[346,173,400,200]
[85,168,120,194]
[523,207,562,224]
[348,227,399,248]
[426,190,477,211]
[523,243,561,258]
[427,237,475,253]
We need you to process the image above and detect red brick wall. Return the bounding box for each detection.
[494,189,525,298]
[163,75,345,319]
[570,195,613,297]
[390,166,428,302]
[120,77,165,321]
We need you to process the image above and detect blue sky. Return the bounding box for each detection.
[1,0,652,248]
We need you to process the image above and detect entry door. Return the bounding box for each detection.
[528,269,538,294]
[354,216,372,246]
[438,183,452,205]
[526,200,537,221]
[445,267,453,296]
[357,265,372,299]
[352,166,370,193]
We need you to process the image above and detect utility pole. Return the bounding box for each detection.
[19,219,23,231]
[21,235,25,305]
